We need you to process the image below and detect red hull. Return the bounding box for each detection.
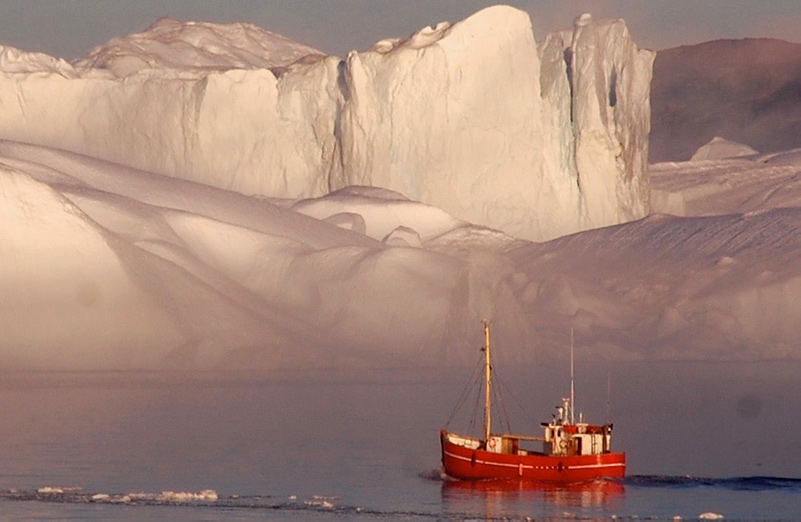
[440,430,625,483]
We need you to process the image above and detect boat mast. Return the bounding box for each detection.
[570,327,575,425]
[606,370,611,425]
[483,319,492,443]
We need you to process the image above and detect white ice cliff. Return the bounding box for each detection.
[0,6,653,242]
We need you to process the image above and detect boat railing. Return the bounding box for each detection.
[497,433,546,442]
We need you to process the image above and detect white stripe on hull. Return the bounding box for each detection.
[444,449,625,471]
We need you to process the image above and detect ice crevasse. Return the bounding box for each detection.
[0,6,654,241]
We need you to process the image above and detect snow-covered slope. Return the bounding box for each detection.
[0,140,477,369]
[511,208,801,360]
[651,150,801,216]
[0,6,653,242]
[3,137,801,370]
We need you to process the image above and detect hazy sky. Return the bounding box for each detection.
[1,0,800,60]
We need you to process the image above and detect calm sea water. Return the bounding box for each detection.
[0,361,798,519]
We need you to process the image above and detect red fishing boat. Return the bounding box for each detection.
[440,321,625,483]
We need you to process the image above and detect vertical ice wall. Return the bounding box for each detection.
[336,8,654,240]
[335,7,559,240]
[0,53,341,198]
[0,7,654,241]
[560,14,654,227]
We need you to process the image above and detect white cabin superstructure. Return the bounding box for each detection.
[541,396,614,457]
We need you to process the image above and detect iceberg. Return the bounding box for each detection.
[690,136,759,161]
[0,6,653,242]
[4,7,799,370]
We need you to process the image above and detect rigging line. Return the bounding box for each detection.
[494,366,539,431]
[497,382,513,435]
[493,364,512,433]
[468,349,484,433]
[468,368,485,435]
[445,354,484,428]
[461,376,482,433]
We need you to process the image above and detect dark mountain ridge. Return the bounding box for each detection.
[650,38,801,162]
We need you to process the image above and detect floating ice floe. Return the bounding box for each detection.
[159,489,219,502]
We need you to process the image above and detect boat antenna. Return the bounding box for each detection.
[483,319,492,443]
[570,327,575,425]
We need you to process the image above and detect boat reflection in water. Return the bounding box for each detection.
[441,477,625,518]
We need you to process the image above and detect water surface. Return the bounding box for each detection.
[0,361,797,518]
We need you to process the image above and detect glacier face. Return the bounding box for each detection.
[0,6,653,242]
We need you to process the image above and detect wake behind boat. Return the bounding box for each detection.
[439,321,625,483]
